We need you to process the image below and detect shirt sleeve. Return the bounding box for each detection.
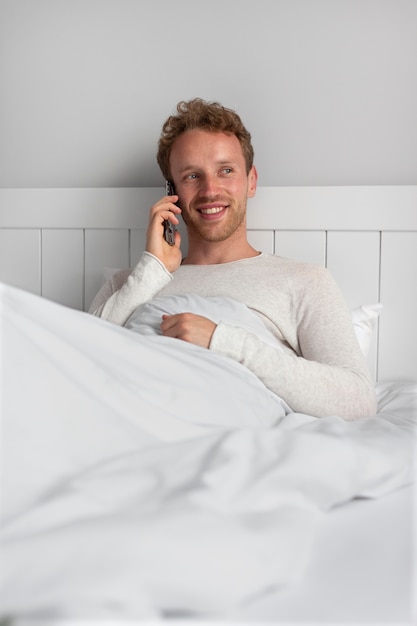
[89,252,173,325]
[209,267,377,420]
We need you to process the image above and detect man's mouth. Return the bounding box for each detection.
[198,206,225,215]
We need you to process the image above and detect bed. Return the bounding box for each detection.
[0,185,416,625]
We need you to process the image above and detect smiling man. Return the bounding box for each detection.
[90,98,377,419]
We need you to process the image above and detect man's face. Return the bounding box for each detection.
[169,129,257,244]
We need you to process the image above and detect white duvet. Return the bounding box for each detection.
[0,283,415,623]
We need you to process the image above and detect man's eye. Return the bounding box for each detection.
[221,168,232,174]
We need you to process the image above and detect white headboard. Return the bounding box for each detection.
[1,186,416,383]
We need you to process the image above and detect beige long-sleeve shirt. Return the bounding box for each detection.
[89,252,377,419]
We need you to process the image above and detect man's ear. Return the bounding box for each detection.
[247,166,258,198]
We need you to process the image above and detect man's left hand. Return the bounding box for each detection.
[160,313,216,349]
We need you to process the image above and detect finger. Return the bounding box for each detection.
[151,197,181,218]
[174,229,181,247]
[160,314,179,337]
[150,208,181,227]
[163,193,180,204]
[161,197,181,216]
[154,194,179,206]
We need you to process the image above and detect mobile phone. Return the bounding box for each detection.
[165,180,176,197]
[163,180,176,246]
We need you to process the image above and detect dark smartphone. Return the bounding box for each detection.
[165,180,176,198]
[163,180,176,246]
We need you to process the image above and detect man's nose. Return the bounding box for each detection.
[199,174,221,197]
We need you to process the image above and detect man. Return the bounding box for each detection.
[90,98,376,419]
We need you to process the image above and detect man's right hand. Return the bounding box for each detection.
[146,194,183,273]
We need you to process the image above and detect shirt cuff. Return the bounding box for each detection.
[209,321,246,363]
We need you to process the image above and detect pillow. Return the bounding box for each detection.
[351,303,383,357]
[125,293,283,350]
[103,267,123,284]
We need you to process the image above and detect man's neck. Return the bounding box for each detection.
[182,237,259,265]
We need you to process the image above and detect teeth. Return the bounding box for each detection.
[199,207,224,214]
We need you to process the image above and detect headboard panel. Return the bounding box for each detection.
[1,186,416,382]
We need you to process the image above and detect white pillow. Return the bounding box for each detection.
[103,267,123,283]
[351,303,383,357]
[125,293,282,349]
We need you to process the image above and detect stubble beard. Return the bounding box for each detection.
[181,197,247,243]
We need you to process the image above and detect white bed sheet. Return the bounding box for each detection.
[216,383,417,625]
[224,484,415,624]
[0,284,416,624]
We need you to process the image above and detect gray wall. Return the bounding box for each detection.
[1,0,416,188]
